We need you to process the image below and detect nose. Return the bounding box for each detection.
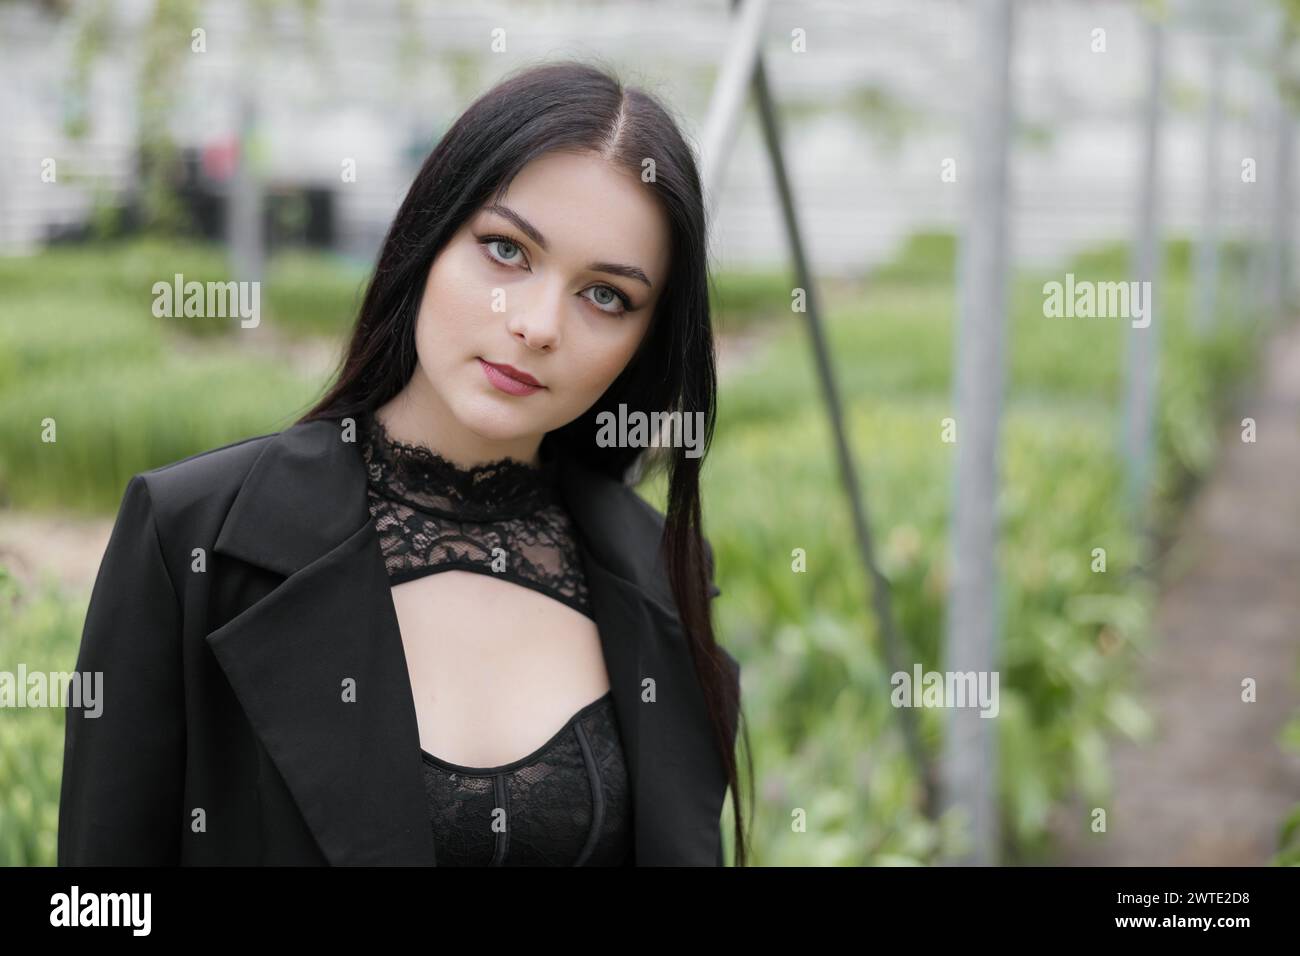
[504,280,563,352]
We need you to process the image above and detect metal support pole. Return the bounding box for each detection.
[1193,38,1224,335]
[694,0,939,821]
[1123,16,1166,532]
[941,0,1015,867]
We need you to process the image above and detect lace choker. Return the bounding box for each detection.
[358,410,560,522]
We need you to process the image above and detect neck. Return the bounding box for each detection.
[373,377,543,469]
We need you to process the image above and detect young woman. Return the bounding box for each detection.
[58,60,750,867]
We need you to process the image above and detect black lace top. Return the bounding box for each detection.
[357,409,633,866]
[359,408,592,618]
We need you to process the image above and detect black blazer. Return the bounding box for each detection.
[57,416,740,866]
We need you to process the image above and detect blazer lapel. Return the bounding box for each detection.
[204,416,726,866]
[557,460,732,866]
[205,418,434,865]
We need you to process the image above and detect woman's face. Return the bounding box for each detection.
[394,148,671,466]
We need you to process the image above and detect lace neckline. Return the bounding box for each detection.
[359,409,560,521]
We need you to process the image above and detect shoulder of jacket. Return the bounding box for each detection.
[612,478,724,608]
[619,481,737,687]
[620,481,721,566]
[619,480,668,531]
[130,428,280,527]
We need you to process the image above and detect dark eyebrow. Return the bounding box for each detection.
[481,203,653,289]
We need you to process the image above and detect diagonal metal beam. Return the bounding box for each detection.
[700,0,939,821]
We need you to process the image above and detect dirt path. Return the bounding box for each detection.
[1048,318,1300,865]
[0,511,116,596]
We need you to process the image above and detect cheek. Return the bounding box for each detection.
[565,321,649,400]
[415,249,485,353]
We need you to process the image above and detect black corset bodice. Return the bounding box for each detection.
[419,691,632,866]
[357,409,632,866]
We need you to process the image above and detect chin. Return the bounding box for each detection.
[452,397,542,445]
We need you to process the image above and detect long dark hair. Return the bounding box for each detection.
[296,59,752,865]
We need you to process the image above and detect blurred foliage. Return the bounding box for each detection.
[643,230,1262,864]
[1277,0,1300,110]
[1015,118,1056,151]
[777,81,926,153]
[55,0,328,237]
[1278,693,1300,864]
[0,239,344,511]
[869,230,957,285]
[0,566,80,866]
[62,0,112,141]
[710,268,802,332]
[840,85,921,150]
[134,0,201,235]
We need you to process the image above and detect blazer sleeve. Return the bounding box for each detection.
[58,474,186,866]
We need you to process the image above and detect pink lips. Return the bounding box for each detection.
[478,358,545,396]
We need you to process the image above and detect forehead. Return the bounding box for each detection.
[481,150,671,289]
